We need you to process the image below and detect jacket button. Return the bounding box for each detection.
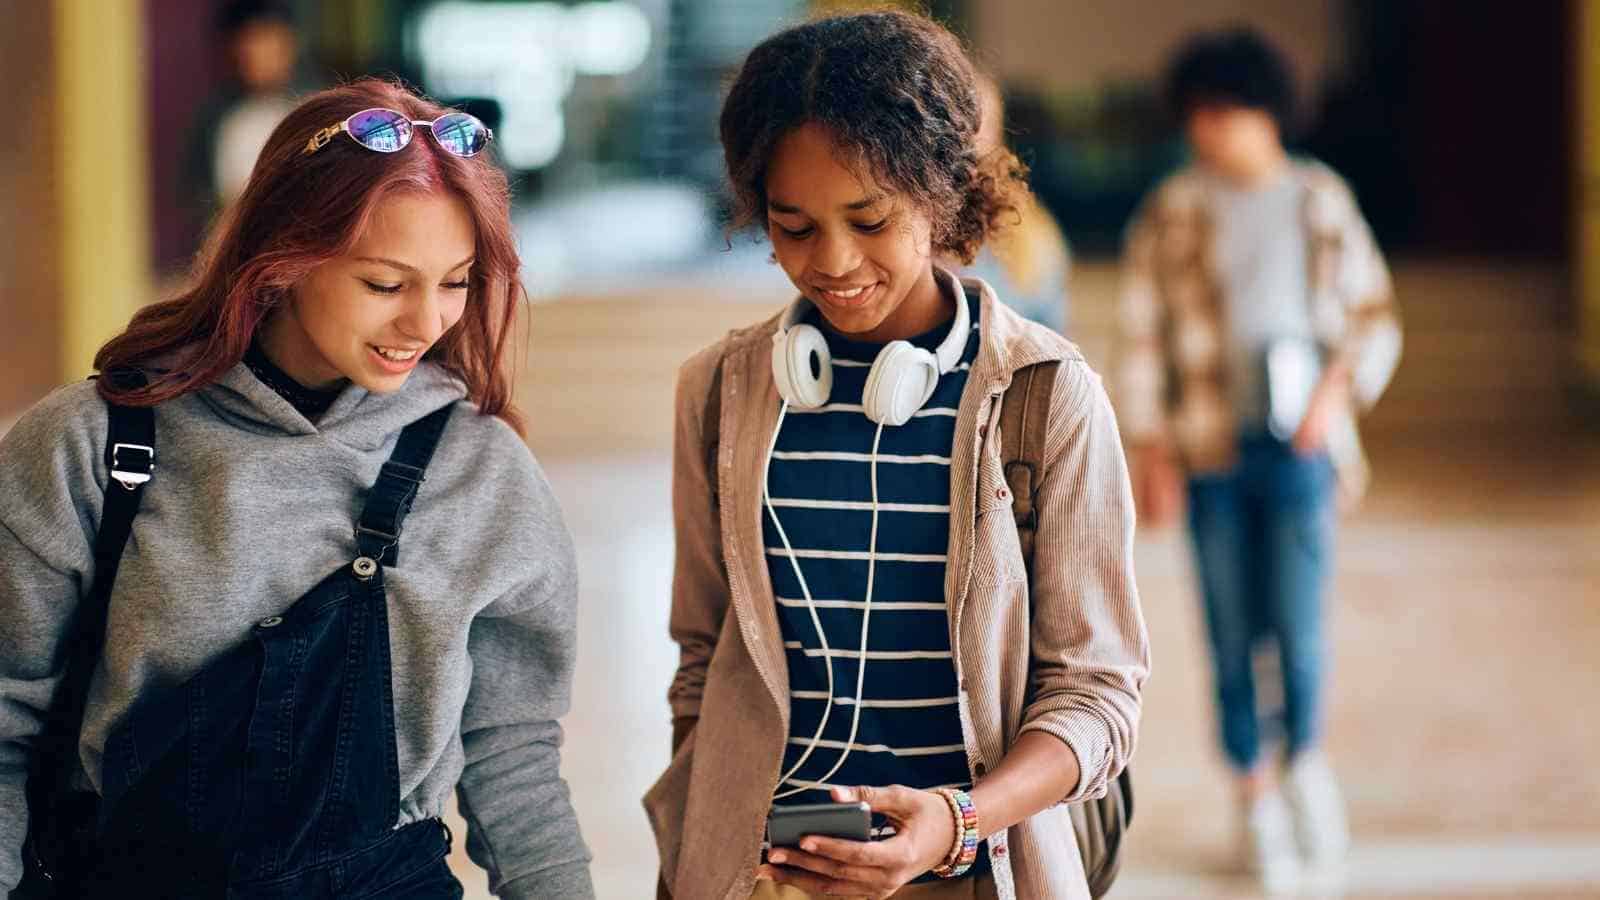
[975,762,988,777]
[996,488,1008,500]
[258,616,283,629]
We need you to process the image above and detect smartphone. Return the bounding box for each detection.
[767,801,872,848]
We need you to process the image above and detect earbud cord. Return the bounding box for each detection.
[766,401,837,797]
[797,421,884,793]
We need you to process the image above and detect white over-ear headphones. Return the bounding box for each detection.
[770,272,972,426]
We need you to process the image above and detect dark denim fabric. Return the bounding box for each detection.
[84,406,462,898]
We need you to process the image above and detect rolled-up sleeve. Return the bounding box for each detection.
[1016,360,1151,803]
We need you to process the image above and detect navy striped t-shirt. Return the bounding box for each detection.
[764,291,984,872]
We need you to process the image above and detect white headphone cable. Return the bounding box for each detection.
[791,420,883,794]
[765,400,838,797]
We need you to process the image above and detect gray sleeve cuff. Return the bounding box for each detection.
[496,860,596,900]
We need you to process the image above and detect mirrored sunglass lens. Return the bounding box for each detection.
[347,109,412,152]
[431,113,489,157]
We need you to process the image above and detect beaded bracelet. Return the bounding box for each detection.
[930,788,980,878]
[936,789,964,860]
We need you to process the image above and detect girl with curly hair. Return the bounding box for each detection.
[645,11,1149,900]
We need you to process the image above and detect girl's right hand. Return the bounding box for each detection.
[758,786,956,899]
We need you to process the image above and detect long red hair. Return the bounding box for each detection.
[96,78,525,433]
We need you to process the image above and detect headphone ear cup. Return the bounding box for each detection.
[771,324,833,409]
[862,342,938,426]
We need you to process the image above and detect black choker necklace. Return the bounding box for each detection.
[243,343,344,420]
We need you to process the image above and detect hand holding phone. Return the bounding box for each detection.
[757,787,960,898]
[767,801,872,849]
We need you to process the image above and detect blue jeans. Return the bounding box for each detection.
[1187,432,1336,772]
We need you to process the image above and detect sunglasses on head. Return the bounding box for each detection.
[302,107,493,158]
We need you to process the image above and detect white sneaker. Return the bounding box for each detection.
[1242,790,1301,896]
[1284,751,1351,870]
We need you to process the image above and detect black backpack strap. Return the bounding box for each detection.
[50,379,153,733]
[355,404,456,566]
[998,361,1060,577]
[63,375,153,748]
[98,393,155,564]
[23,376,155,887]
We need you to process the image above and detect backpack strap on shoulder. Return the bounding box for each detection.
[69,371,154,722]
[96,371,155,598]
[32,372,153,812]
[23,372,157,889]
[355,403,456,566]
[998,361,1060,577]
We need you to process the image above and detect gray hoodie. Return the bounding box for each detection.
[0,362,594,898]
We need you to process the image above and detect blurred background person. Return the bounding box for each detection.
[179,0,303,230]
[951,71,1074,334]
[1114,26,1401,895]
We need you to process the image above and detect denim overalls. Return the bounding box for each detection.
[84,404,464,898]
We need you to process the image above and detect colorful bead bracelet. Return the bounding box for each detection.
[931,787,979,878]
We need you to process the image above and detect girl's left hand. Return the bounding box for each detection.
[756,785,958,898]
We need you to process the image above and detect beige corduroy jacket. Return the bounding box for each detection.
[644,275,1151,900]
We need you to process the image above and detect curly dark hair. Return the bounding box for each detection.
[719,9,1028,265]
[1165,27,1296,133]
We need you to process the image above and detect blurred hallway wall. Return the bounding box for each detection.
[970,0,1336,101]
[145,0,226,271]
[1578,0,1600,409]
[0,2,62,418]
[0,0,149,422]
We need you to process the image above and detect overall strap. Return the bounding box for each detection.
[998,361,1060,578]
[355,403,456,566]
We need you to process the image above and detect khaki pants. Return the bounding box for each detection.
[749,874,999,900]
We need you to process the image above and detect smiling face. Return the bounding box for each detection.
[260,190,476,393]
[764,122,949,344]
